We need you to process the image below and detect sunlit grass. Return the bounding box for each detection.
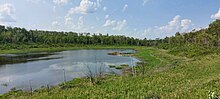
[0,45,136,54]
[1,47,220,98]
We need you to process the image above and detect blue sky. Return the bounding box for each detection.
[0,0,220,39]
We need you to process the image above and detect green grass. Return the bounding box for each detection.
[108,65,116,68]
[120,64,129,67]
[115,66,123,69]
[1,46,220,98]
[109,64,129,69]
[0,45,136,54]
[135,47,161,67]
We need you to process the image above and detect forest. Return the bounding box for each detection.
[148,20,220,57]
[1,20,220,58]
[0,25,147,50]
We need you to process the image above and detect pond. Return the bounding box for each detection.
[0,49,140,94]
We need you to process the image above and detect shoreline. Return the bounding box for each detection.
[0,45,138,54]
[0,46,143,95]
[1,47,170,99]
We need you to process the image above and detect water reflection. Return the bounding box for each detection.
[0,52,61,66]
[0,50,139,94]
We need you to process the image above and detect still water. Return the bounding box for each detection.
[0,49,139,94]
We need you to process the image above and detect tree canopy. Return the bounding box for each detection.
[0,26,148,49]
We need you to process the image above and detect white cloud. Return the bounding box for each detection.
[211,8,220,20]
[65,16,85,30]
[142,15,193,39]
[103,6,107,11]
[53,0,69,5]
[77,16,85,29]
[105,14,109,19]
[67,0,102,16]
[0,3,16,24]
[51,21,62,30]
[103,19,116,27]
[112,20,127,31]
[142,0,149,6]
[142,28,151,37]
[65,17,74,26]
[181,19,192,31]
[51,21,60,27]
[169,15,180,26]
[159,15,180,33]
[122,4,128,12]
[103,19,127,31]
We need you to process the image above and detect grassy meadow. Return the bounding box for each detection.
[0,46,219,98]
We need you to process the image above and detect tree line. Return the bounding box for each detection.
[0,25,148,47]
[146,20,220,57]
[1,20,220,57]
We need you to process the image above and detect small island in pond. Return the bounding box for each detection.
[107,52,134,57]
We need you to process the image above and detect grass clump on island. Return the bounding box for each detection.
[108,64,129,70]
[108,65,116,68]
[120,64,129,67]
[1,47,220,98]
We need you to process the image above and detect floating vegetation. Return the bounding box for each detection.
[120,64,129,67]
[1,83,8,87]
[109,64,130,70]
[108,52,134,57]
[109,65,116,68]
[136,62,145,65]
[108,52,121,55]
[115,66,123,69]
